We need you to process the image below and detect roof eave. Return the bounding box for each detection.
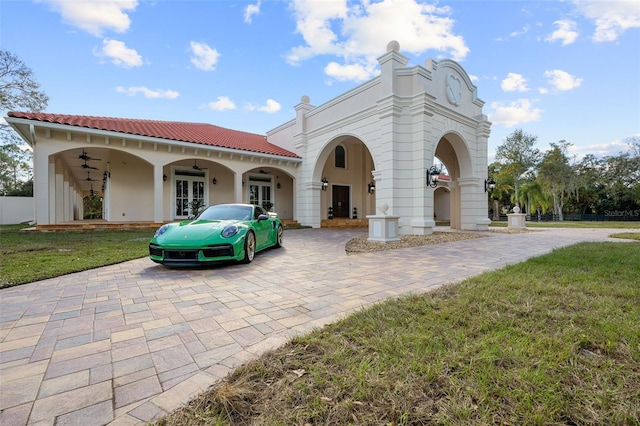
[5,116,302,162]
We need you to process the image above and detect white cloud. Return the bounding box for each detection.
[574,0,640,42]
[488,99,543,127]
[286,0,469,82]
[189,41,220,71]
[496,24,532,41]
[116,86,178,99]
[546,19,579,45]
[244,0,261,23]
[544,69,583,91]
[568,137,636,159]
[206,96,236,111]
[501,73,530,92]
[95,39,143,68]
[39,0,137,37]
[324,61,376,83]
[246,99,282,113]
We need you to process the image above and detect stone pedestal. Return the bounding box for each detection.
[507,205,527,229]
[367,203,401,243]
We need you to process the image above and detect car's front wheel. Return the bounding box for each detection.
[274,224,283,248]
[241,231,256,264]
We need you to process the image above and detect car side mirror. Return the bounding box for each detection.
[257,214,269,222]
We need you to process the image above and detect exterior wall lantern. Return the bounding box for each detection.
[485,178,496,192]
[321,177,329,191]
[212,177,217,185]
[426,165,441,188]
[163,174,167,182]
[368,182,376,193]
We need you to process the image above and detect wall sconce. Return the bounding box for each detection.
[277,182,281,189]
[321,177,329,191]
[212,177,217,185]
[485,178,496,192]
[368,182,376,193]
[163,174,167,182]
[426,165,441,188]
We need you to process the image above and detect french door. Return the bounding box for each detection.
[248,175,273,211]
[175,176,206,219]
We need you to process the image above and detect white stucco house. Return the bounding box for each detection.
[6,41,491,235]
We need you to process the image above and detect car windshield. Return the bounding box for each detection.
[197,205,253,221]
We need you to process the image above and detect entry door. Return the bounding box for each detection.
[332,185,350,218]
[248,176,273,211]
[175,178,205,219]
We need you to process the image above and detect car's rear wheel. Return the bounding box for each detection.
[241,231,256,264]
[274,224,283,248]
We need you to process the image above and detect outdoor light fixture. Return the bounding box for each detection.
[368,182,376,193]
[426,165,441,188]
[485,178,496,192]
[277,182,281,189]
[212,178,217,185]
[321,177,329,191]
[163,174,167,182]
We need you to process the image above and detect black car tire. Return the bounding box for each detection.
[241,231,256,264]
[274,224,283,248]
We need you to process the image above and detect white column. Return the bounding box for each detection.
[235,173,244,203]
[458,177,490,230]
[33,145,52,225]
[153,164,164,223]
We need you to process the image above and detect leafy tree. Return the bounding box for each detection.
[1,50,48,196]
[0,142,32,195]
[495,129,541,212]
[518,179,550,221]
[537,141,574,221]
[0,50,49,112]
[572,154,603,214]
[487,161,513,220]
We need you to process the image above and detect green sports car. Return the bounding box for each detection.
[149,203,283,266]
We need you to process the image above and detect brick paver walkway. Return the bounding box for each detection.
[0,227,632,425]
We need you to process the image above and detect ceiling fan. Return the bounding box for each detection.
[73,159,99,170]
[192,160,208,171]
[78,149,101,161]
[82,171,99,182]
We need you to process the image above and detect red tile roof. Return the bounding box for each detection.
[8,112,300,159]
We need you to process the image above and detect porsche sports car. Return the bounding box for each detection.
[149,203,283,266]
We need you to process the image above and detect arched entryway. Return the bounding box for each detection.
[314,135,375,224]
[434,132,474,230]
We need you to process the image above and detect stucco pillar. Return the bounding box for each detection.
[458,177,490,230]
[63,172,70,222]
[33,144,53,225]
[234,173,244,204]
[54,158,64,223]
[153,164,164,223]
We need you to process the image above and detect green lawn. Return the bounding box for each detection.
[159,242,640,425]
[0,224,154,288]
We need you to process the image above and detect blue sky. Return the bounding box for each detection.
[2,0,639,160]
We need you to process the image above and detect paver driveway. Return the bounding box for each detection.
[0,227,631,425]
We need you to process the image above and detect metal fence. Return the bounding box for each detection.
[491,213,640,222]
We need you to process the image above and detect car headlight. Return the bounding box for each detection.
[154,224,169,238]
[221,225,239,238]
